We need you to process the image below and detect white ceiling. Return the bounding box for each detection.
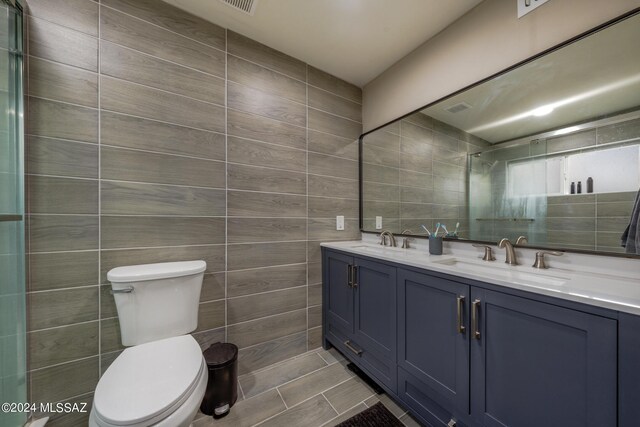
[422,12,640,143]
[162,0,483,87]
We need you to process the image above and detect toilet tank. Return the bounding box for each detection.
[107,261,206,346]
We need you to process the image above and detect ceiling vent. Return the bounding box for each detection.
[445,102,472,114]
[219,0,258,15]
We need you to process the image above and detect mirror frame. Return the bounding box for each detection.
[358,8,640,259]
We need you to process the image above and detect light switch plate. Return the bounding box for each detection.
[376,216,382,230]
[336,215,345,231]
[517,0,550,18]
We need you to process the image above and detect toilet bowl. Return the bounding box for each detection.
[89,261,207,427]
[90,335,207,427]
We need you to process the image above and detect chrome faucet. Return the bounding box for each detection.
[401,229,414,249]
[379,230,397,247]
[498,238,518,265]
[515,236,528,245]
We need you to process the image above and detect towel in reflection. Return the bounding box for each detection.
[621,189,640,254]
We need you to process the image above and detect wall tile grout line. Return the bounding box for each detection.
[224,27,229,345]
[305,63,310,351]
[99,39,226,81]
[97,0,103,379]
[99,73,227,109]
[25,13,99,40]
[24,4,33,409]
[226,51,363,105]
[97,3,226,53]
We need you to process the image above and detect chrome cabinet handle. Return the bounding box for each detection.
[352,266,358,288]
[347,264,353,287]
[472,299,481,339]
[456,296,466,334]
[110,286,134,294]
[344,340,363,356]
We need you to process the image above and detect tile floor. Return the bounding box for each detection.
[193,347,423,427]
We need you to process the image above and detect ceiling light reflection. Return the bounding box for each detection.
[468,73,640,134]
[531,105,554,116]
[553,126,581,136]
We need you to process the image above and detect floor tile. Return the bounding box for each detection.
[257,394,337,427]
[321,403,368,427]
[239,352,327,399]
[316,347,346,365]
[323,376,375,414]
[194,389,285,427]
[277,362,354,407]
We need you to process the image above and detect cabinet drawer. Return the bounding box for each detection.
[326,321,396,393]
[326,318,353,353]
[398,367,466,427]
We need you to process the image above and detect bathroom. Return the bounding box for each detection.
[1,0,640,426]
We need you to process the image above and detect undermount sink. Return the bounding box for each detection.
[349,244,402,253]
[432,258,570,288]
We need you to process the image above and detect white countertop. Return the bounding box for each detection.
[322,235,640,316]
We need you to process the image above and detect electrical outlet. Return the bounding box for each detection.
[336,215,345,231]
[517,0,550,18]
[376,216,382,230]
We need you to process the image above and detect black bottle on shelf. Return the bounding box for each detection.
[587,177,593,193]
[570,182,575,194]
[577,181,582,194]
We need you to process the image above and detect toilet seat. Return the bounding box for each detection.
[93,335,205,427]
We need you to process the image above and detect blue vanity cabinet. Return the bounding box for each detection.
[324,250,355,339]
[470,287,617,427]
[322,249,398,392]
[323,249,621,427]
[397,269,470,419]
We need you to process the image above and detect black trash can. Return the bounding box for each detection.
[200,342,238,418]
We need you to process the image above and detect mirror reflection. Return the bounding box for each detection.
[361,12,640,256]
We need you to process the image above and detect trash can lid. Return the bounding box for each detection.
[203,342,238,367]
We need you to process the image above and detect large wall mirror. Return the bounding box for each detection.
[360,11,640,257]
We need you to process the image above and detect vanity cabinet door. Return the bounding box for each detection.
[323,250,355,335]
[619,313,640,427]
[353,257,397,391]
[397,269,470,415]
[470,288,616,427]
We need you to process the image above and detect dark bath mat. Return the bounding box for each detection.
[335,402,404,427]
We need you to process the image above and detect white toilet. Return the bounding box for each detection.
[89,260,208,427]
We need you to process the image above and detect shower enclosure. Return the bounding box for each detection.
[468,141,548,245]
[0,1,25,426]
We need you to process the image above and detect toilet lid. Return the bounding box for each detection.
[94,335,204,426]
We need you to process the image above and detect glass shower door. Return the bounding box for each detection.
[0,1,25,426]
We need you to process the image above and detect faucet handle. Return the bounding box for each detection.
[532,250,563,269]
[473,244,496,261]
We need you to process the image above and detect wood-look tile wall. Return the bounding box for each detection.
[24,0,361,421]
[362,111,488,236]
